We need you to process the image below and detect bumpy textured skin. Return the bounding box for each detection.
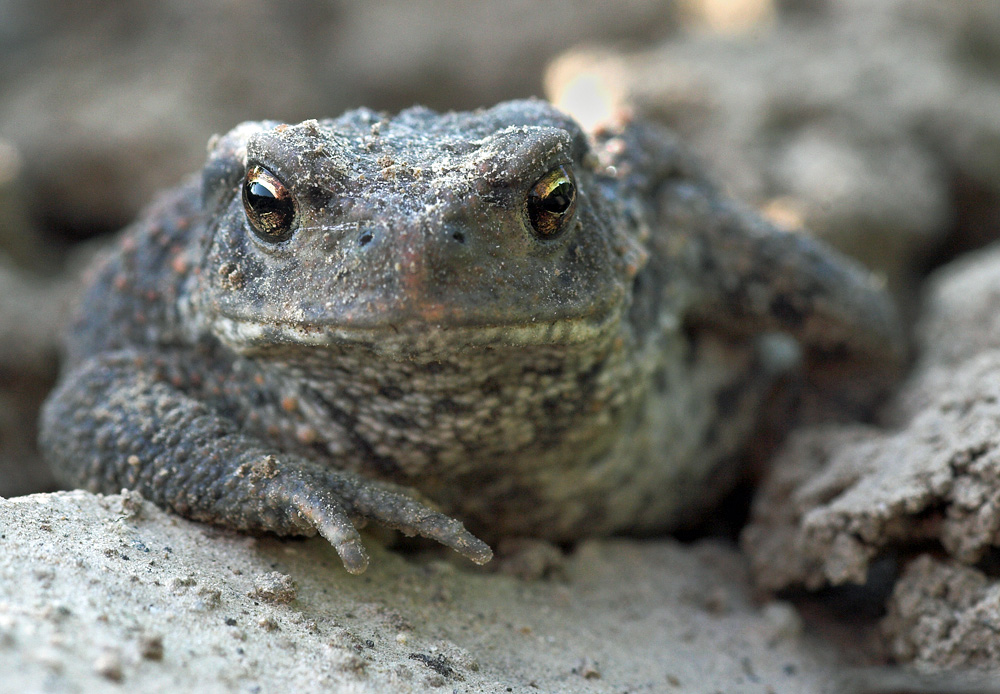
[40,99,904,573]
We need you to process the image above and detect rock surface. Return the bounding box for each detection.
[883,555,1000,671]
[0,491,843,693]
[743,244,1000,670]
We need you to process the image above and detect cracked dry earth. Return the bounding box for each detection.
[743,244,1000,671]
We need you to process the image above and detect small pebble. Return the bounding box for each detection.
[139,634,164,661]
[94,650,124,681]
[573,656,601,679]
[248,571,297,604]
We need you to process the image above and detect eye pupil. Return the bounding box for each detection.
[243,164,295,242]
[541,181,573,213]
[527,166,577,238]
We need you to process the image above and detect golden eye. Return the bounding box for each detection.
[526,165,577,239]
[242,164,296,242]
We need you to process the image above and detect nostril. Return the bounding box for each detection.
[451,231,466,244]
[358,232,374,247]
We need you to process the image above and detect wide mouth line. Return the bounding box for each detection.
[211,310,621,352]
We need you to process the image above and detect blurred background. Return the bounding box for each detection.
[1,0,999,497]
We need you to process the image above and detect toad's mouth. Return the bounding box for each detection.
[208,307,623,357]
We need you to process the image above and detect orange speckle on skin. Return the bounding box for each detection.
[281,396,298,412]
[419,304,447,322]
[171,255,188,274]
[296,426,318,445]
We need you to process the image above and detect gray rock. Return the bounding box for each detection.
[0,490,844,693]
[743,243,1000,669]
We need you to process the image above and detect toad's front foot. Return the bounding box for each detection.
[253,458,494,574]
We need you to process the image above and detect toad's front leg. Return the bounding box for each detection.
[39,351,492,574]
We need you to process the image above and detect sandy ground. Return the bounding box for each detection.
[0,490,847,694]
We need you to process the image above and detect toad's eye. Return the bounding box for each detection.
[526,165,577,239]
[243,164,296,242]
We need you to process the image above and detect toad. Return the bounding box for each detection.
[40,100,904,573]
